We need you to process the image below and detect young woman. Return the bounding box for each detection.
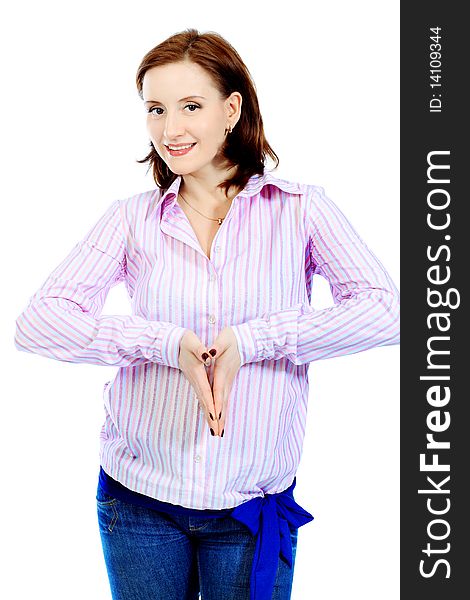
[15,28,400,600]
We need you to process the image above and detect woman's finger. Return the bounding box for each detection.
[211,378,224,435]
[195,367,220,436]
[200,351,212,367]
[212,365,237,437]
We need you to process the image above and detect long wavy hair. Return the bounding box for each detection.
[135,28,279,197]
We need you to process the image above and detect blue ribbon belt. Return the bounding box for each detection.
[230,477,314,600]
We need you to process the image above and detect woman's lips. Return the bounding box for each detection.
[166,143,197,157]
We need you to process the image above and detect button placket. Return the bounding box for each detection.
[194,260,219,471]
[201,261,219,497]
[193,436,206,484]
[207,265,218,331]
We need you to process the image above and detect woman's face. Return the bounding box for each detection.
[142,60,241,178]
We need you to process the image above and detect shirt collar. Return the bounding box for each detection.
[149,171,302,220]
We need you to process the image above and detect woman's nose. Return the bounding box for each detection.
[163,112,185,139]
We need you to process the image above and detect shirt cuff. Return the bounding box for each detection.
[160,325,187,369]
[230,322,259,366]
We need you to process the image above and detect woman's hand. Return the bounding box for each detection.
[207,326,242,437]
[178,330,218,435]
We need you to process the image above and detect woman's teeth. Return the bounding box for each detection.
[168,143,195,150]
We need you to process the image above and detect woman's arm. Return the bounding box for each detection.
[14,199,186,368]
[230,184,400,367]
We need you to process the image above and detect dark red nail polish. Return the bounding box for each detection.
[219,411,222,420]
[209,349,217,356]
[202,353,209,360]
[221,429,224,437]
[210,428,214,436]
[209,412,214,421]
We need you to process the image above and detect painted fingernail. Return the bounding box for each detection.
[209,412,214,421]
[219,411,222,420]
[209,349,217,357]
[210,428,214,436]
[202,353,209,361]
[221,429,224,437]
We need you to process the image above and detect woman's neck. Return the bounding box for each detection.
[179,166,240,208]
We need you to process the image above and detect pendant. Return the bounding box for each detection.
[218,218,223,225]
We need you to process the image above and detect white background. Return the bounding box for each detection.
[1,1,399,598]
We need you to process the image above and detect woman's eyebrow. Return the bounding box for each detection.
[143,95,206,104]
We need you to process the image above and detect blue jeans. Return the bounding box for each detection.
[96,480,298,600]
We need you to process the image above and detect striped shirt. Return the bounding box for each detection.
[14,169,400,510]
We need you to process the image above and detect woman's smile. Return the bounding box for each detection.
[165,142,197,156]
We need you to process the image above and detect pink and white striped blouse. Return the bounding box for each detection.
[14,170,400,509]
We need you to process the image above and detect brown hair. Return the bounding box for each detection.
[135,28,279,197]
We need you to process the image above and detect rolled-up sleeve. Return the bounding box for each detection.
[14,199,186,368]
[231,185,400,366]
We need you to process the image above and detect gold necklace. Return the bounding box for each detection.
[178,191,231,226]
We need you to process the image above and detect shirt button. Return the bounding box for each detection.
[209,274,217,281]
[194,455,201,462]
[208,315,216,324]
[214,246,220,253]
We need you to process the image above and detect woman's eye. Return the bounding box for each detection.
[147,104,200,116]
